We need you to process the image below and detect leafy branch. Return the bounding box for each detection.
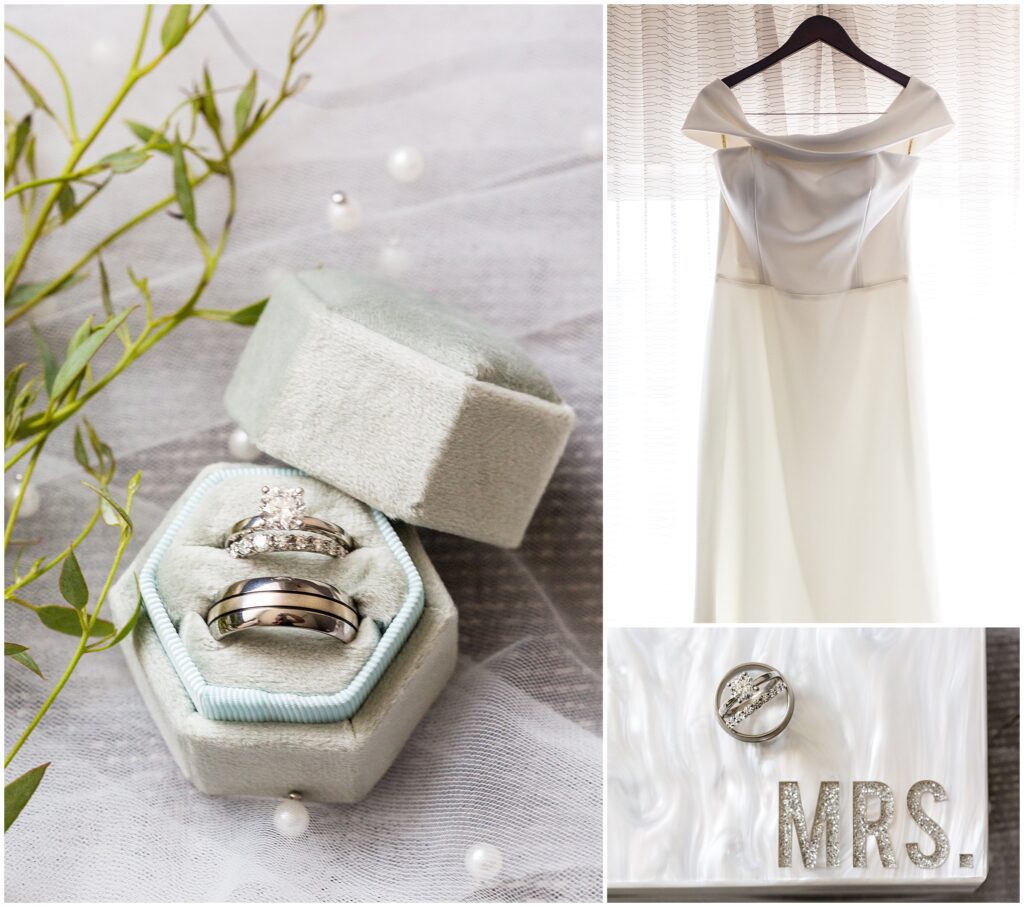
[3,3,326,831]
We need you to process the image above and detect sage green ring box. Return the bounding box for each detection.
[110,270,575,803]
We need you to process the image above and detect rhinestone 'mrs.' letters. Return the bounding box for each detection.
[778,781,840,868]
[852,781,897,868]
[778,780,958,870]
[906,780,950,869]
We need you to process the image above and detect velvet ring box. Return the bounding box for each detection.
[109,270,575,802]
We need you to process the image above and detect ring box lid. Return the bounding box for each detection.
[224,270,575,548]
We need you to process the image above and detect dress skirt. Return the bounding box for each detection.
[695,276,936,622]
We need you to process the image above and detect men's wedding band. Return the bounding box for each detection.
[714,662,794,743]
[207,576,360,643]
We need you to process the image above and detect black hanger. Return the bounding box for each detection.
[723,15,910,89]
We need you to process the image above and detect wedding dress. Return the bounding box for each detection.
[683,77,953,622]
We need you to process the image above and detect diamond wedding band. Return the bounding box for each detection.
[207,576,360,643]
[715,662,794,742]
[226,486,356,558]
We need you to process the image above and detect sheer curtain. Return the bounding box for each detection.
[606,4,1021,624]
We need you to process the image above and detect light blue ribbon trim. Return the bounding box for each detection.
[138,465,424,723]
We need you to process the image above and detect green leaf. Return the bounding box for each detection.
[31,324,58,394]
[5,58,54,117]
[87,593,142,652]
[4,367,35,445]
[251,99,269,129]
[50,307,133,400]
[56,182,75,221]
[5,363,27,417]
[65,314,93,357]
[234,71,257,138]
[291,5,325,59]
[97,257,113,319]
[160,5,191,51]
[73,424,90,471]
[82,481,133,533]
[5,763,49,832]
[125,470,141,510]
[8,114,31,171]
[6,271,86,309]
[125,120,172,154]
[84,418,115,481]
[5,643,44,679]
[170,133,196,229]
[10,650,44,678]
[193,298,267,325]
[126,267,154,320]
[5,377,39,445]
[58,548,88,610]
[15,112,31,150]
[24,133,37,179]
[98,149,150,173]
[201,155,229,176]
[35,605,114,638]
[199,66,221,134]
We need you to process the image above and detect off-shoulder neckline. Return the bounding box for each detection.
[682,76,953,159]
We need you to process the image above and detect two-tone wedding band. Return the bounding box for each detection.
[207,576,360,643]
[714,662,794,743]
[225,485,356,559]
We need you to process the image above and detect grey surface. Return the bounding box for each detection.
[4,5,602,901]
[960,629,1019,903]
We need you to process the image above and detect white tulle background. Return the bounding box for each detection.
[3,5,602,901]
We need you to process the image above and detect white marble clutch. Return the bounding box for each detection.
[607,627,988,898]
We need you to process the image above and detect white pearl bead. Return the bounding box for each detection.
[387,146,425,183]
[228,426,260,461]
[6,475,41,518]
[328,192,363,233]
[581,124,603,161]
[89,38,118,65]
[273,798,309,838]
[378,240,412,276]
[464,842,503,881]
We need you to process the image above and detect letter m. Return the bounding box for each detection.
[778,781,840,868]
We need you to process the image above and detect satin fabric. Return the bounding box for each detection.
[683,77,953,622]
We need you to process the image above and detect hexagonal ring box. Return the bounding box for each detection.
[109,271,575,802]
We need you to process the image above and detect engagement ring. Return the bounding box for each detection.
[225,486,356,559]
[714,662,794,742]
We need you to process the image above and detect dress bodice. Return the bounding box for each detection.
[682,77,953,294]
